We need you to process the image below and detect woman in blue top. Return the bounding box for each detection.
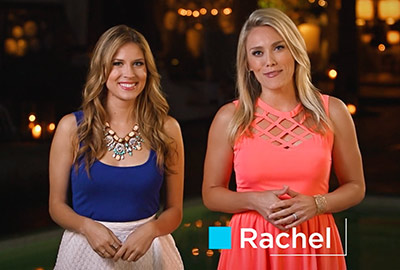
[49,25,184,269]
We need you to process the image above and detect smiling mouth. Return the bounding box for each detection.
[119,82,138,88]
[118,82,139,90]
[264,70,281,78]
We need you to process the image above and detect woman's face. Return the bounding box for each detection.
[246,26,295,93]
[106,42,147,103]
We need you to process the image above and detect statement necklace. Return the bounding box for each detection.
[104,122,144,161]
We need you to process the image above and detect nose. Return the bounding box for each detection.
[123,65,136,78]
[264,51,277,67]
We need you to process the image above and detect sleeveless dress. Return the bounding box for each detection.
[218,95,346,270]
[54,111,183,270]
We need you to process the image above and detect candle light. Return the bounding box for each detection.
[32,124,42,139]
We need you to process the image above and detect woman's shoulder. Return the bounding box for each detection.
[56,113,79,135]
[214,101,236,122]
[163,115,182,138]
[327,96,349,117]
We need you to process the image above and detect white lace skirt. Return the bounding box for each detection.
[54,215,184,270]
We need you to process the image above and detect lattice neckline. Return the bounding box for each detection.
[252,98,312,150]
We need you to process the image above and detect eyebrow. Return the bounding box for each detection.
[248,40,285,51]
[112,58,145,62]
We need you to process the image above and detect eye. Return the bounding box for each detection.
[133,61,145,67]
[275,44,285,51]
[112,61,123,66]
[251,50,263,56]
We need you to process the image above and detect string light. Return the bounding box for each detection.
[211,9,218,16]
[29,114,36,122]
[378,44,386,52]
[206,249,214,257]
[32,124,42,139]
[347,104,357,115]
[223,8,232,15]
[214,221,222,226]
[48,123,56,133]
[195,219,203,228]
[192,248,200,256]
[328,69,337,79]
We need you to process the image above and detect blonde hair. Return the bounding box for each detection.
[228,8,330,143]
[74,25,174,174]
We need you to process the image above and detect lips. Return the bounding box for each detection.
[119,82,138,90]
[264,70,282,78]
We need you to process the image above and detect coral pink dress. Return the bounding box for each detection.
[218,95,346,270]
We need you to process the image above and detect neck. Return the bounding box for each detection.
[105,99,136,126]
[259,85,298,112]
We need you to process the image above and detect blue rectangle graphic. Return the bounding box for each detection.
[209,226,231,249]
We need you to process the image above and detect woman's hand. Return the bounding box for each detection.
[82,219,122,259]
[251,185,290,230]
[113,221,157,262]
[268,188,317,229]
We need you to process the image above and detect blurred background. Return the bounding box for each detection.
[0,0,399,269]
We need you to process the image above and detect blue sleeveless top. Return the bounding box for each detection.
[70,111,164,222]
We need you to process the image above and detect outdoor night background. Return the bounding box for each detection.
[0,0,399,269]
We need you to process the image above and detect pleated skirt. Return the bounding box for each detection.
[54,215,184,270]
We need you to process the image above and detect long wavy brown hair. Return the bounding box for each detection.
[228,8,331,143]
[73,25,174,174]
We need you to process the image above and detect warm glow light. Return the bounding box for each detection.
[386,17,396,25]
[309,0,316,3]
[378,43,386,51]
[387,30,400,44]
[356,19,366,26]
[29,114,36,122]
[214,221,222,226]
[318,0,327,7]
[34,268,45,270]
[298,23,321,53]
[211,9,218,16]
[12,25,24,38]
[192,248,200,256]
[5,38,17,55]
[28,122,35,129]
[48,123,56,132]
[223,8,232,15]
[195,219,203,228]
[24,20,38,37]
[194,23,203,30]
[193,10,200,17]
[200,8,207,15]
[32,124,42,139]
[328,69,337,79]
[16,39,27,56]
[347,104,357,115]
[206,250,214,257]
[171,58,179,66]
[183,223,191,227]
[378,0,400,20]
[356,0,374,20]
[178,8,187,16]
[361,33,373,43]
[186,10,192,16]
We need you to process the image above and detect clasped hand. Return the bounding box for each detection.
[84,219,156,262]
[253,186,317,230]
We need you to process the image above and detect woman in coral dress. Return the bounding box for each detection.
[202,8,365,270]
